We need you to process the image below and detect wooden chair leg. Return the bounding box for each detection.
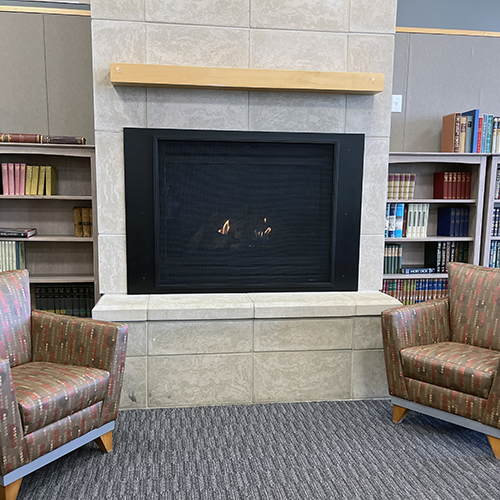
[393,404,410,423]
[95,430,113,453]
[0,478,23,500]
[488,435,500,459]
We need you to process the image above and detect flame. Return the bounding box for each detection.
[218,219,230,235]
[264,227,271,236]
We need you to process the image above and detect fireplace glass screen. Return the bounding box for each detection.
[156,140,334,287]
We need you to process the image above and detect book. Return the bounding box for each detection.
[437,207,456,236]
[401,267,436,274]
[464,114,473,153]
[14,163,20,195]
[477,116,484,153]
[459,116,467,153]
[394,203,404,238]
[462,109,480,153]
[481,113,488,153]
[0,227,37,238]
[30,166,40,195]
[45,166,57,196]
[20,163,26,196]
[0,133,86,145]
[81,207,92,237]
[486,114,494,153]
[25,166,33,196]
[434,172,450,199]
[441,112,461,153]
[1,163,8,195]
[73,207,83,237]
[8,163,14,195]
[37,166,46,195]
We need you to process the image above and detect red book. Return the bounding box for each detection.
[434,172,451,199]
[20,163,26,196]
[0,133,41,143]
[476,117,484,153]
[465,172,471,199]
[1,163,8,195]
[14,163,20,195]
[8,163,14,195]
[451,171,458,199]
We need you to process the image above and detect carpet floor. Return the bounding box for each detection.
[17,399,500,499]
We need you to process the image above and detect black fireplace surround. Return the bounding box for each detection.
[124,129,364,294]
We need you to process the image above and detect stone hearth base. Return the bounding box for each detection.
[93,292,400,409]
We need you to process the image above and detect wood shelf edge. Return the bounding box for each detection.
[110,63,384,94]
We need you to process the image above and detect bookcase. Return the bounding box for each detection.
[384,152,488,303]
[481,154,500,267]
[0,143,98,310]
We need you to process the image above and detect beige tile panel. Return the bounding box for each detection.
[91,20,146,132]
[250,30,347,72]
[357,234,385,292]
[249,292,356,318]
[91,0,144,21]
[148,294,254,321]
[351,349,389,399]
[360,138,390,237]
[145,0,249,27]
[254,318,352,352]
[148,320,252,355]
[254,351,351,403]
[248,92,346,133]
[125,321,148,356]
[120,356,148,409]
[97,235,128,294]
[251,0,349,32]
[352,316,384,350]
[351,291,401,316]
[92,293,149,321]
[146,24,249,67]
[95,131,126,235]
[148,354,252,407]
[349,0,397,34]
[146,88,248,130]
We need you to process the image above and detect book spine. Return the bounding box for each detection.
[73,207,83,237]
[394,203,404,238]
[0,133,41,143]
[40,135,86,145]
[459,116,467,153]
[1,163,8,195]
[20,163,26,196]
[82,207,92,237]
[8,164,14,195]
[477,117,484,153]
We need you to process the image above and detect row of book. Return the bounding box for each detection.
[1,164,57,196]
[433,171,472,199]
[385,203,429,238]
[441,110,500,154]
[495,170,500,200]
[437,207,470,237]
[0,241,25,272]
[489,241,500,268]
[491,208,500,236]
[387,173,416,200]
[73,207,93,237]
[424,241,469,273]
[34,284,94,318]
[384,244,436,275]
[382,278,449,305]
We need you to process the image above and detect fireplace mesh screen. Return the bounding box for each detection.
[156,140,335,288]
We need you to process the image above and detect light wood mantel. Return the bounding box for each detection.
[110,63,384,94]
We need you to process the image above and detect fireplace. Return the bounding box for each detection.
[124,129,364,294]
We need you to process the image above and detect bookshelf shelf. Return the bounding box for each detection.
[481,155,500,267]
[384,152,487,303]
[0,143,98,311]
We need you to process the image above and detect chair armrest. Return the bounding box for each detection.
[0,358,29,475]
[482,358,500,430]
[31,310,128,425]
[381,297,451,399]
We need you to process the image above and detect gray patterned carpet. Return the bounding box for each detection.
[18,399,500,499]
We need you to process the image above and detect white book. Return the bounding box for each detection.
[416,203,423,238]
[0,241,4,271]
[407,204,414,238]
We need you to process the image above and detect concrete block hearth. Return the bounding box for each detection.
[93,291,400,409]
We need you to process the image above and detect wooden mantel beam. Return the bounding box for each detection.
[110,63,384,95]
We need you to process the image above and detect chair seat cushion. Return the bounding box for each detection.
[400,341,500,399]
[11,362,110,434]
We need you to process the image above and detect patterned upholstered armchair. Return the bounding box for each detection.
[0,269,127,500]
[382,262,500,459]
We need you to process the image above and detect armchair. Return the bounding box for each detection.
[0,269,127,500]
[382,262,500,459]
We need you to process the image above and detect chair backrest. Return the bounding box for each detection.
[0,269,32,366]
[448,262,500,350]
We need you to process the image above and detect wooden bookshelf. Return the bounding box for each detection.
[481,155,500,267]
[384,153,487,299]
[0,143,98,307]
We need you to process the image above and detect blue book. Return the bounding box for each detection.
[388,203,396,237]
[463,207,469,237]
[437,207,456,236]
[462,109,480,153]
[481,113,488,153]
[394,203,405,238]
[385,203,391,237]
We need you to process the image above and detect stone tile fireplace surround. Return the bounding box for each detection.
[90,0,399,409]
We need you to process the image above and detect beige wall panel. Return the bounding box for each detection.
[0,12,48,135]
[44,15,95,144]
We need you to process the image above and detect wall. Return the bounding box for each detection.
[0,11,94,144]
[91,0,397,295]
